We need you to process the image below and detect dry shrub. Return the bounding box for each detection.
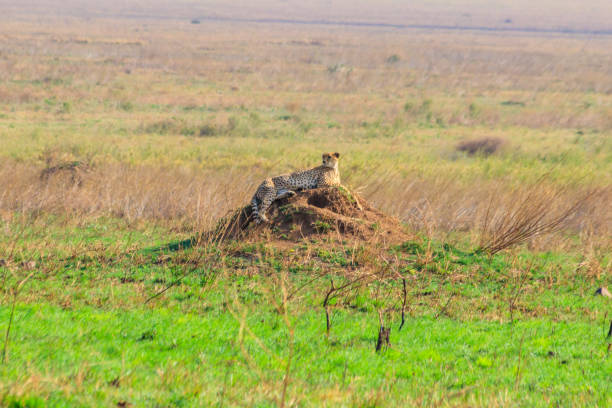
[476,179,600,254]
[456,137,505,156]
[198,124,218,137]
[140,119,184,135]
[353,170,492,234]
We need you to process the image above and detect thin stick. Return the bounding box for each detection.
[508,260,533,323]
[323,278,335,336]
[399,278,407,331]
[1,291,17,364]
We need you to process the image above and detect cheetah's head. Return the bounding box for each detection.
[322,152,340,169]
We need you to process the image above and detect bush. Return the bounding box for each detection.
[468,103,480,118]
[59,101,71,114]
[4,395,45,408]
[326,64,352,74]
[386,54,400,64]
[198,124,217,137]
[500,100,525,107]
[143,119,179,135]
[119,101,134,111]
[180,126,196,136]
[456,137,505,156]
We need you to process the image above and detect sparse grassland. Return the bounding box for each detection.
[1,3,611,407]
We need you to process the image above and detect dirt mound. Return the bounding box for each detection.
[211,187,407,243]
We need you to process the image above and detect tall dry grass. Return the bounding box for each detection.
[0,160,257,231]
[1,159,609,250]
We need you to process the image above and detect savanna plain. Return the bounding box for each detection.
[1,2,612,407]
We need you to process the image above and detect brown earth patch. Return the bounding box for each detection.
[209,187,408,244]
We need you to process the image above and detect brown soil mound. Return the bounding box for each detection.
[211,187,407,243]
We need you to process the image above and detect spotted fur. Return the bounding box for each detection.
[251,152,341,223]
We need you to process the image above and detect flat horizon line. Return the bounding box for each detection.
[192,15,612,37]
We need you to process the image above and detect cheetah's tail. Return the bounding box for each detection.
[250,195,261,224]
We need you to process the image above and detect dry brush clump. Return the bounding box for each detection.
[476,181,602,255]
[456,137,506,156]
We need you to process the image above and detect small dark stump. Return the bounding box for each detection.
[376,326,390,352]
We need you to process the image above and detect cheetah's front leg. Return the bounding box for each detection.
[256,191,276,223]
[275,189,296,200]
[257,189,296,224]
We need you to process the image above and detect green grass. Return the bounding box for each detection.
[1,218,611,407]
[2,304,611,407]
[2,108,610,186]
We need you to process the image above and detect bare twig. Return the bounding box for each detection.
[323,278,336,337]
[322,273,372,336]
[1,294,17,364]
[399,278,408,331]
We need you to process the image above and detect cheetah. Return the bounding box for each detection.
[251,152,341,223]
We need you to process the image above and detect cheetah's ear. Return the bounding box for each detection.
[332,152,340,158]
